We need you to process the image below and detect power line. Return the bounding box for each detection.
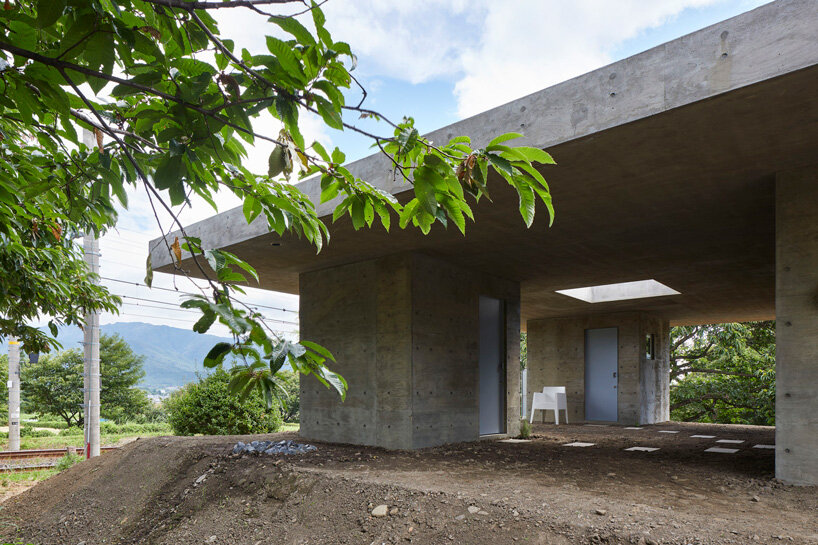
[99,276,299,314]
[115,295,299,327]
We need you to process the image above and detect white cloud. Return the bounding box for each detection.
[452,0,726,117]
[320,0,476,84]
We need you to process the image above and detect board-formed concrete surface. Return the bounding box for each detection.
[299,253,520,449]
[775,166,818,486]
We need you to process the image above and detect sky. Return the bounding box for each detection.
[86,0,772,338]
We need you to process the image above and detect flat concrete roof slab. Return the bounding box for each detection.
[152,0,818,326]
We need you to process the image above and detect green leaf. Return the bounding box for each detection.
[269,16,315,46]
[268,145,287,177]
[265,36,304,81]
[516,181,536,228]
[193,310,217,334]
[487,132,524,147]
[204,342,232,368]
[375,202,391,231]
[144,254,153,287]
[399,199,420,229]
[412,165,439,215]
[153,154,185,190]
[396,127,418,155]
[320,369,347,401]
[311,1,327,33]
[514,146,556,165]
[315,97,343,130]
[36,0,66,28]
[487,154,514,177]
[300,340,336,362]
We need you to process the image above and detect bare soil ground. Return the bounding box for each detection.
[0,422,815,545]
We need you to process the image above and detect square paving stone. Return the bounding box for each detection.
[563,442,595,447]
[625,446,659,452]
[705,447,739,454]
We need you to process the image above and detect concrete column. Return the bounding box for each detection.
[527,312,669,425]
[775,166,818,485]
[299,253,520,449]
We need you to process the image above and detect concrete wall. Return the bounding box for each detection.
[299,253,520,450]
[527,312,669,425]
[639,315,671,424]
[775,166,818,485]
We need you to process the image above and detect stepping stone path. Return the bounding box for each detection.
[690,435,716,438]
[753,444,775,449]
[625,446,659,452]
[624,427,643,430]
[716,439,744,444]
[563,442,595,447]
[705,447,739,454]
[658,430,679,434]
[499,438,531,443]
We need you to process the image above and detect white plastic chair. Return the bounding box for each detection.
[530,386,568,425]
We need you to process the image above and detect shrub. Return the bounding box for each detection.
[129,404,168,424]
[55,452,81,471]
[519,419,531,439]
[59,426,83,436]
[165,368,282,436]
[20,424,54,438]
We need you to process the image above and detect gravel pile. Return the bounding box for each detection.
[231,440,317,456]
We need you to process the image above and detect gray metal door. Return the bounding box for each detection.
[479,296,505,435]
[585,327,618,421]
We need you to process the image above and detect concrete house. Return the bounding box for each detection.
[153,0,818,485]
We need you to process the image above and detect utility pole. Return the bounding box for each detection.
[7,338,20,451]
[83,234,101,458]
[82,126,100,459]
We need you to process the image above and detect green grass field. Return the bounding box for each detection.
[0,431,170,451]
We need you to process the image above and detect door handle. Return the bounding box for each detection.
[613,372,617,378]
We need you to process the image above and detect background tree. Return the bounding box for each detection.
[22,333,151,426]
[670,321,775,426]
[0,0,556,407]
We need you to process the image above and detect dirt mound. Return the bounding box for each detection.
[0,425,815,545]
[0,434,577,545]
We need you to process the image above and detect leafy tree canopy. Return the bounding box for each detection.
[21,333,151,426]
[670,321,775,426]
[0,0,556,406]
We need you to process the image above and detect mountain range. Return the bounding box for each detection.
[2,322,230,390]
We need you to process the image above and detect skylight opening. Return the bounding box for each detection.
[555,279,680,303]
